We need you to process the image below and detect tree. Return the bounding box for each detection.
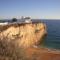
[12,18,17,22]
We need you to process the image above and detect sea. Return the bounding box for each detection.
[0,19,60,50]
[39,19,60,50]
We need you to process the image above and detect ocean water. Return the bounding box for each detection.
[40,20,60,50]
[32,19,60,50]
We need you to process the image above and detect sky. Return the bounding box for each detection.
[0,0,60,19]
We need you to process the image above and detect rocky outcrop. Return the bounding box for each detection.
[0,22,47,48]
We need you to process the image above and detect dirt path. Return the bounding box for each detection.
[25,47,60,60]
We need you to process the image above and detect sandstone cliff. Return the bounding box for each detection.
[0,22,47,48]
[0,23,60,60]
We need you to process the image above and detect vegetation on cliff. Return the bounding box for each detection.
[12,18,17,22]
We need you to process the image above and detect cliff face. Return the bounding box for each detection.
[0,23,47,48]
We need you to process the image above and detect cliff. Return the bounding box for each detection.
[0,22,47,48]
[0,22,60,60]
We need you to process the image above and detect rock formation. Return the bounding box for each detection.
[0,22,47,48]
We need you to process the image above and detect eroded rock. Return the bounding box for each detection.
[0,23,47,48]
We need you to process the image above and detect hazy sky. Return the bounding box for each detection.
[0,0,60,19]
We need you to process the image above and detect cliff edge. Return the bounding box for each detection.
[0,22,47,48]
